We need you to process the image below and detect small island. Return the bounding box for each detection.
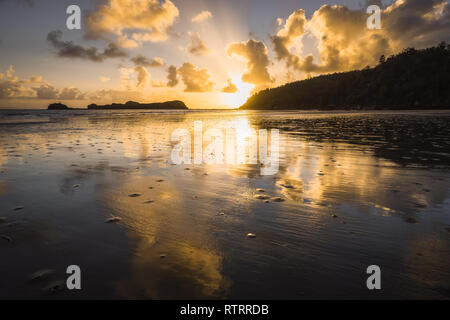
[48,102,71,110]
[87,100,188,110]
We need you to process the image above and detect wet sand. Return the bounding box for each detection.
[0,109,449,299]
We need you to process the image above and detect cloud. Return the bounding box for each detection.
[116,65,151,90]
[131,54,165,67]
[99,76,111,83]
[273,0,450,75]
[135,66,151,89]
[0,65,86,101]
[58,87,85,100]
[221,79,238,93]
[34,84,85,100]
[47,30,128,62]
[86,0,179,47]
[34,84,59,99]
[187,32,211,56]
[227,39,273,87]
[29,76,43,83]
[166,65,178,87]
[0,66,36,99]
[192,10,213,23]
[177,62,214,92]
[271,9,307,69]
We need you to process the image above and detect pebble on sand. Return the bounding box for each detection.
[105,216,122,223]
[0,235,12,242]
[160,254,166,259]
[128,193,141,197]
[156,179,164,182]
[72,184,80,189]
[404,217,418,224]
[281,184,294,189]
[218,212,225,216]
[247,233,256,238]
[331,214,338,218]
[29,269,56,282]
[43,280,65,294]
[254,194,270,200]
[271,197,285,202]
[256,188,266,193]
[13,206,24,211]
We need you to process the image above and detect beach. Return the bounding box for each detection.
[0,109,449,299]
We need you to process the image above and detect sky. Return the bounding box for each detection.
[0,0,449,109]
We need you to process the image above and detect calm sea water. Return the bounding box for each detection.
[0,109,449,299]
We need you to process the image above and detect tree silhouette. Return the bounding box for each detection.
[240,43,450,110]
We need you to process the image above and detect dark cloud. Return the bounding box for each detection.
[166,65,178,87]
[47,30,128,62]
[34,84,58,99]
[131,54,165,67]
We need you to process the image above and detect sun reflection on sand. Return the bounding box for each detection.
[0,111,450,298]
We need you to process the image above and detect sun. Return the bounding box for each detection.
[221,77,255,108]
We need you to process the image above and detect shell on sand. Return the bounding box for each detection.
[254,194,270,200]
[43,280,65,294]
[271,197,285,202]
[0,234,12,242]
[256,188,266,193]
[247,233,256,238]
[29,269,56,281]
[128,193,141,197]
[105,216,122,223]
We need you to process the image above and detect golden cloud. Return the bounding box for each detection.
[177,62,214,92]
[192,10,213,23]
[187,32,211,56]
[272,0,450,75]
[227,39,273,88]
[86,0,179,47]
[221,79,238,93]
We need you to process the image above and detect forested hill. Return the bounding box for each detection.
[240,43,450,110]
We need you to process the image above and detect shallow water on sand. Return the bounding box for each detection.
[0,109,449,299]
